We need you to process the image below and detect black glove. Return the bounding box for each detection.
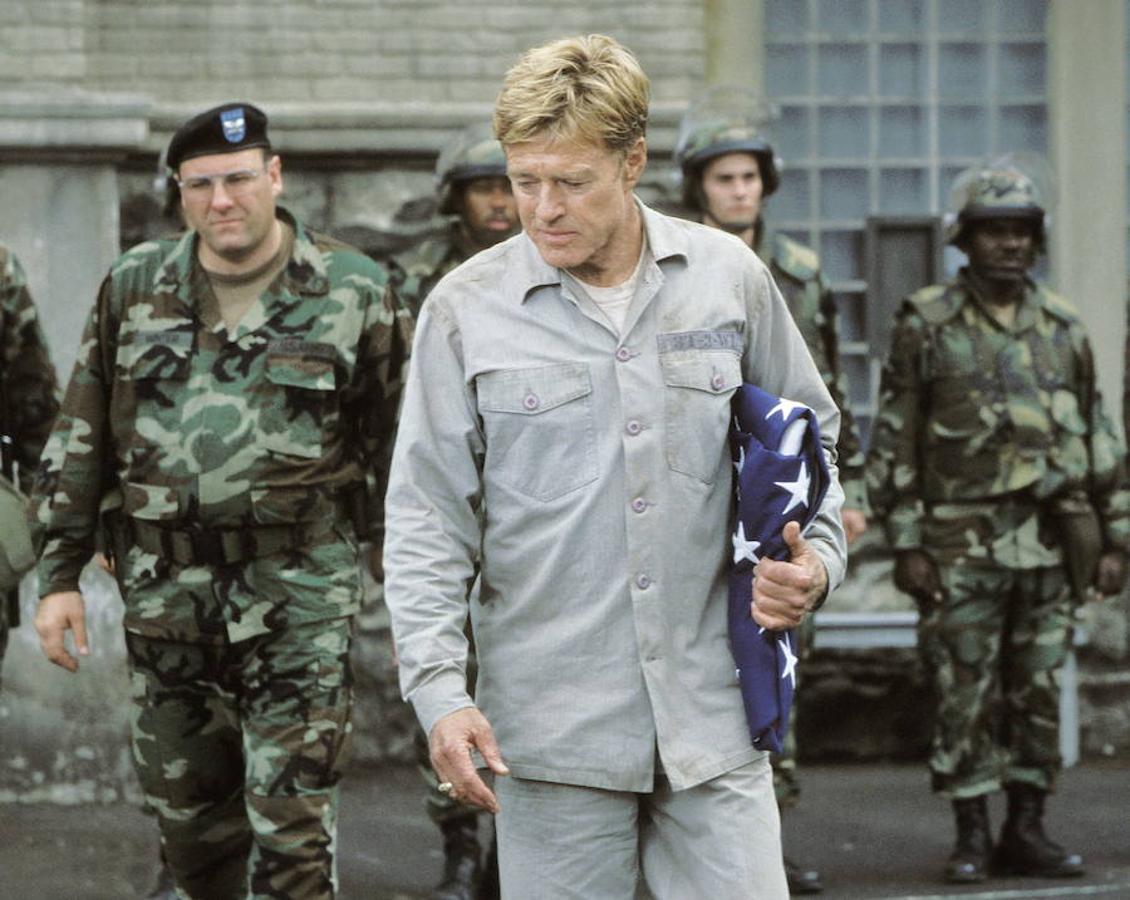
[893,549,943,603]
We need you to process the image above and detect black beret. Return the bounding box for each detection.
[167,102,271,170]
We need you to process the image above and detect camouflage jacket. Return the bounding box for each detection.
[388,224,474,319]
[867,269,1130,562]
[1,243,59,491]
[32,209,412,643]
[762,231,868,512]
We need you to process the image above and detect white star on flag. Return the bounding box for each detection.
[765,398,805,421]
[733,441,746,477]
[732,520,762,565]
[774,460,811,516]
[780,635,798,688]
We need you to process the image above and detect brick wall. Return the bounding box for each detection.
[0,0,705,108]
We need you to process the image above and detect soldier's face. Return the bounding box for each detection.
[507,133,647,281]
[178,148,282,270]
[459,176,519,248]
[965,219,1037,282]
[700,152,763,234]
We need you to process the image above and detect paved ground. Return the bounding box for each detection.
[0,761,1127,899]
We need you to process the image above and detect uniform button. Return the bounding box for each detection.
[626,419,642,435]
[523,392,540,410]
[711,373,726,391]
[616,346,631,362]
[631,497,647,513]
[635,573,651,590]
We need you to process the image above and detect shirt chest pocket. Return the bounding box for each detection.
[659,350,743,484]
[116,332,194,448]
[260,350,339,459]
[477,363,598,502]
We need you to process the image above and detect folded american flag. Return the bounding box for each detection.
[728,383,830,752]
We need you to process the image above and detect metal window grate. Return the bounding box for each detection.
[764,0,1048,445]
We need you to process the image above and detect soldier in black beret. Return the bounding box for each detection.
[34,96,411,899]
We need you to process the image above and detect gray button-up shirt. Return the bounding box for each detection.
[384,201,847,792]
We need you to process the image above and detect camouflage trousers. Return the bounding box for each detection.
[916,561,1070,799]
[125,617,355,900]
[772,615,814,810]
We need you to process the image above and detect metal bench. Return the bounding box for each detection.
[812,610,1085,767]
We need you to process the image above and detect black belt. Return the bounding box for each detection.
[128,516,339,567]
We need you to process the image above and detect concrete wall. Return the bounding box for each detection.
[0,0,704,105]
[2,1,1129,803]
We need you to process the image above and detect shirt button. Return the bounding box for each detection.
[616,346,631,362]
[626,419,642,435]
[523,392,540,410]
[635,573,651,590]
[711,373,726,391]
[631,497,647,513]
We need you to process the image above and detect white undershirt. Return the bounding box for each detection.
[570,237,650,334]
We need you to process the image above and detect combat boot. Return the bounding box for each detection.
[944,795,991,883]
[992,783,1084,877]
[783,855,823,894]
[433,815,483,900]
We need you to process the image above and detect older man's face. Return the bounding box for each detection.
[506,134,645,282]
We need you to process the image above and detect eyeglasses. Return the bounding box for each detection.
[176,168,265,199]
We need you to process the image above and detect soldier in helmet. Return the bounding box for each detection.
[867,154,1129,884]
[675,88,869,895]
[390,122,520,320]
[388,123,518,900]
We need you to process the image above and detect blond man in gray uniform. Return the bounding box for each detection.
[384,35,847,899]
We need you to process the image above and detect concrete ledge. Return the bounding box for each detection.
[144,100,688,157]
[0,96,685,162]
[0,92,150,157]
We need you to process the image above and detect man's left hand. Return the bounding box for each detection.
[1094,550,1127,597]
[751,521,828,631]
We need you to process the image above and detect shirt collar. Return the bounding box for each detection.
[516,196,690,304]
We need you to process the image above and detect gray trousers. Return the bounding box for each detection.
[494,754,787,899]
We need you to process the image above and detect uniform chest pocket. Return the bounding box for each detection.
[477,363,598,502]
[660,350,742,484]
[260,350,339,459]
[116,333,193,447]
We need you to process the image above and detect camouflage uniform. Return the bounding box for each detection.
[389,226,479,320]
[32,208,410,899]
[0,243,59,675]
[867,269,1130,798]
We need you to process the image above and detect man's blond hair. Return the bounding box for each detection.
[493,34,650,153]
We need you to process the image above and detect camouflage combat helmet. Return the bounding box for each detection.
[435,122,508,216]
[944,152,1053,251]
[674,85,782,209]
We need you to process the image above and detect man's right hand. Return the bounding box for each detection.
[34,591,90,673]
[429,706,510,814]
[893,550,944,604]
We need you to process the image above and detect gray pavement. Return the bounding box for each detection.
[0,761,1127,899]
